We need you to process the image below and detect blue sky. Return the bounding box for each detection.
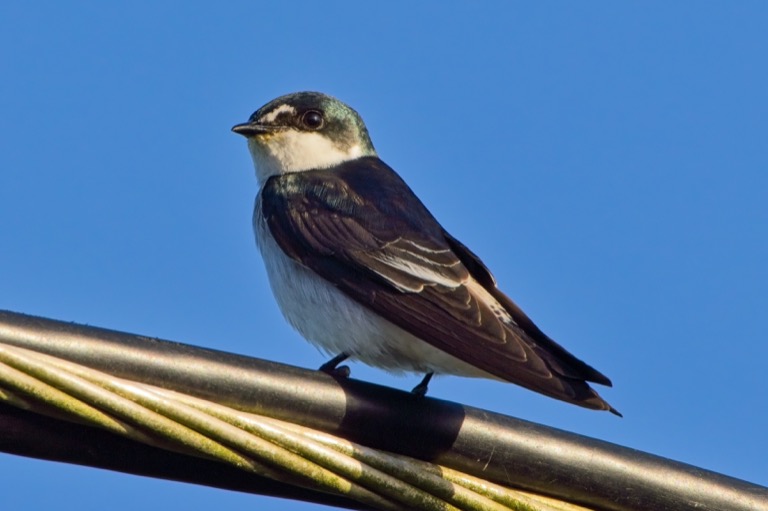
[2,2,767,510]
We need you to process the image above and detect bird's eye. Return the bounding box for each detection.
[301,110,324,130]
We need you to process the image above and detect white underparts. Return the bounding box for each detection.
[248,130,373,185]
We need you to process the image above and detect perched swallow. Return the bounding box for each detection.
[233,91,618,415]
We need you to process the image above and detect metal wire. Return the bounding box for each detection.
[1,309,767,511]
[0,337,575,510]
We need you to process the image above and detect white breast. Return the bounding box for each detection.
[253,194,492,378]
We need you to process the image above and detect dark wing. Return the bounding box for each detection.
[262,156,616,413]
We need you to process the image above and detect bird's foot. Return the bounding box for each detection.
[411,372,434,397]
[319,353,351,378]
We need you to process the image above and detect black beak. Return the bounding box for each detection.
[231,122,272,137]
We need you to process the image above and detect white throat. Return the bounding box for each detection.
[247,130,374,185]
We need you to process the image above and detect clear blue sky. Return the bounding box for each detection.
[2,2,767,510]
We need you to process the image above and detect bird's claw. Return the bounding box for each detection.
[319,353,351,378]
[411,382,429,397]
[323,364,351,378]
[411,372,434,397]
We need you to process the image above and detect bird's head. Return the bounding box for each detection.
[233,91,377,184]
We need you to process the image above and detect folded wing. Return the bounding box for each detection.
[261,156,617,413]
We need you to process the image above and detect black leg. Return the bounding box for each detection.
[319,352,351,377]
[411,372,434,397]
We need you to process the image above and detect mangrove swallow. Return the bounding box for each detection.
[233,91,619,415]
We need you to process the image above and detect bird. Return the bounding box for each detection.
[232,91,619,415]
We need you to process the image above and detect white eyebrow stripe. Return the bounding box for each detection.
[259,104,296,123]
